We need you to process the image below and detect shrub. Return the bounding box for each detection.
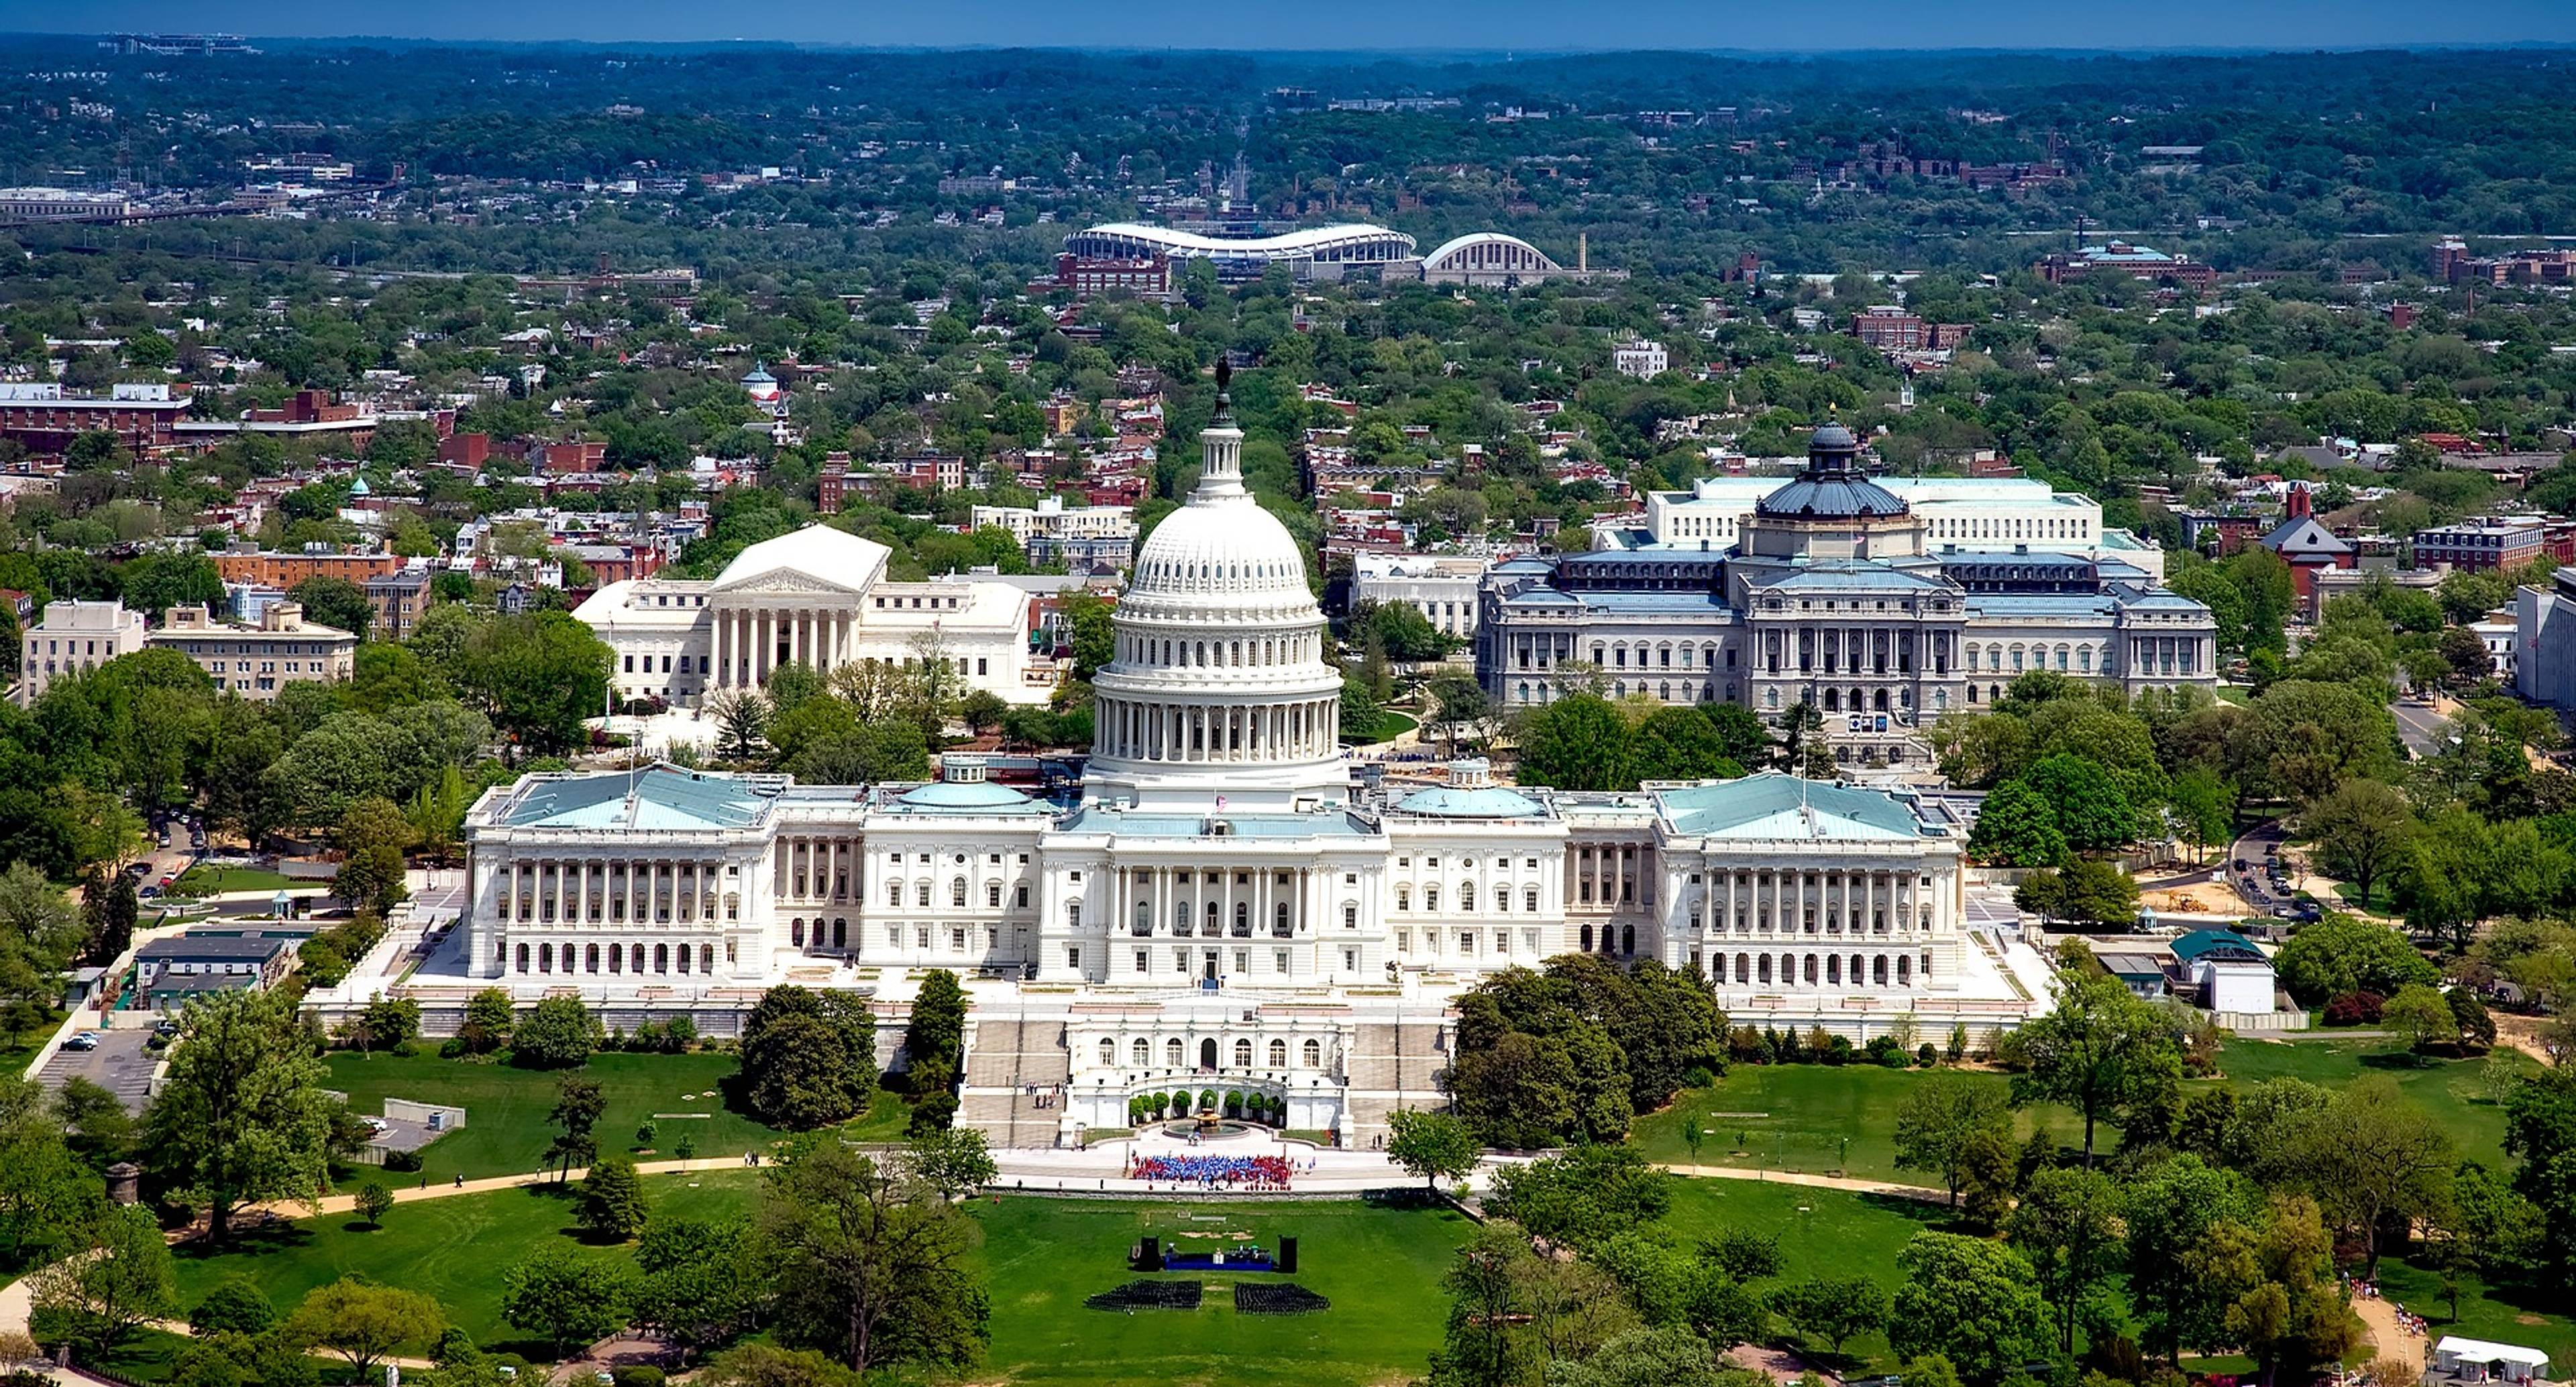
[635,1120,658,1150]
[1222,1091,1243,1118]
[673,1132,696,1160]
[2322,991,2387,1027]
[612,1370,665,1387]
[1917,1042,1939,1067]
[1199,1089,1218,1113]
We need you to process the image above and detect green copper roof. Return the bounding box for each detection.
[1654,772,1927,840]
[500,765,774,831]
[1392,785,1549,819]
[894,780,1049,813]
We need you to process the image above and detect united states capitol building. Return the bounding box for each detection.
[335,386,2052,1148]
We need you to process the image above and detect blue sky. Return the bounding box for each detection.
[20,0,2576,49]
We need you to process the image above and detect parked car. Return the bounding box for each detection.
[138,885,160,899]
[123,861,152,877]
[63,1032,100,1052]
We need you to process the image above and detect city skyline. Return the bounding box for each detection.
[28,0,2576,50]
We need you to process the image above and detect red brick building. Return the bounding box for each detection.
[0,382,191,455]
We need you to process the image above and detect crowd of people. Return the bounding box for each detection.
[1129,1153,1296,1189]
[2347,1278,2430,1340]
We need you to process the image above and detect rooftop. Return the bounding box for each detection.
[494,764,780,831]
[1653,772,1936,841]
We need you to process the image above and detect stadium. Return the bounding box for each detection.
[1061,222,1419,281]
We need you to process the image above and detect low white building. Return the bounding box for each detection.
[2428,1337,2550,1387]
[967,496,1136,571]
[17,598,148,706]
[574,525,1043,708]
[1613,338,1669,379]
[1350,553,1487,642]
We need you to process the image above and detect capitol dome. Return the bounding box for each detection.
[1087,364,1348,811]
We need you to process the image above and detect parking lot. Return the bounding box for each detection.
[37,1026,160,1113]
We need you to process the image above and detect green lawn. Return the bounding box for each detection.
[2206,1037,2528,1172]
[1633,1039,2532,1182]
[321,1050,910,1186]
[1631,1063,2078,1180]
[2376,1251,2576,1367]
[171,1172,760,1362]
[169,865,296,895]
[1655,1178,1960,1372]
[971,1196,1475,1387]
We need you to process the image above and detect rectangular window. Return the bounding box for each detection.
[1066,946,1081,970]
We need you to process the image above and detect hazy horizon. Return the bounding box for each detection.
[23,0,2576,52]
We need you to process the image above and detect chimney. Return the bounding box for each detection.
[1577,233,1588,273]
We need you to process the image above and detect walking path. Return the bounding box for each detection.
[2351,1285,2426,1373]
[1661,1163,1949,1204]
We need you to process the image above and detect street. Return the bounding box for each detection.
[2390,698,2457,761]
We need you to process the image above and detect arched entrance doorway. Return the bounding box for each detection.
[1199,1038,1218,1070]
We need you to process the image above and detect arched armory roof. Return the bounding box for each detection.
[1064,222,1417,264]
[1421,232,1561,274]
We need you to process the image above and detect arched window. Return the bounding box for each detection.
[585,944,599,973]
[1269,1040,1287,1067]
[916,883,930,907]
[1165,1038,1184,1067]
[1301,1039,1322,1068]
[792,919,805,946]
[1099,1039,1116,1067]
[676,945,690,974]
[1275,902,1290,932]
[1132,1038,1150,1066]
[1234,901,1249,930]
[1525,888,1539,912]
[1232,1038,1254,1067]
[538,943,553,973]
[653,943,669,973]
[1460,883,1476,911]
[515,942,529,972]
[951,878,968,907]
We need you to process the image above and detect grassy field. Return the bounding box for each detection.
[1631,1063,2074,1179]
[2377,1252,2576,1366]
[1658,1177,1958,1370]
[1632,1038,2529,1181]
[170,1172,760,1362]
[2210,1037,2529,1172]
[321,1050,910,1185]
[972,1197,1475,1387]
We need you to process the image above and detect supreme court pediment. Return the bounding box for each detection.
[711,566,861,598]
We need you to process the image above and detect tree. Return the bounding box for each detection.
[0,863,83,1038]
[0,1080,103,1272]
[2021,755,2141,852]
[698,1344,868,1387]
[1387,1109,1483,1190]
[1487,1145,1672,1251]
[93,871,138,964]
[2012,967,2182,1166]
[2015,859,2141,928]
[741,985,875,1129]
[288,576,375,642]
[352,995,420,1056]
[545,1076,606,1182]
[2300,779,2414,907]
[514,995,602,1069]
[2273,916,2438,1005]
[187,1276,276,1338]
[1427,675,1493,757]
[2125,1154,2260,1365]
[354,1181,394,1229]
[2006,1166,2123,1355]
[1893,1074,2012,1207]
[1551,1325,1744,1387]
[2294,1075,2455,1275]
[140,988,337,1243]
[633,1216,761,1366]
[460,987,514,1054]
[755,1138,989,1374]
[331,795,417,915]
[453,611,614,755]
[28,1205,174,1359]
[1967,780,2068,867]
[500,1245,632,1357]
[902,969,967,1113]
[284,1278,445,1382]
[1768,1275,1889,1355]
[2383,984,2459,1055]
[2224,1197,2361,1387]
[1513,695,1633,791]
[1888,1233,2046,1386]
[903,1127,996,1200]
[580,1154,650,1241]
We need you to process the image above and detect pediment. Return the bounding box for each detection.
[712,566,862,598]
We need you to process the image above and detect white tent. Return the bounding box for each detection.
[2432,1336,2551,1384]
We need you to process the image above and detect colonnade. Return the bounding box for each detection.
[1115,864,1316,940]
[1094,696,1338,763]
[712,604,855,688]
[2126,633,2206,679]
[486,855,738,978]
[1699,867,1931,938]
[775,835,861,903]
